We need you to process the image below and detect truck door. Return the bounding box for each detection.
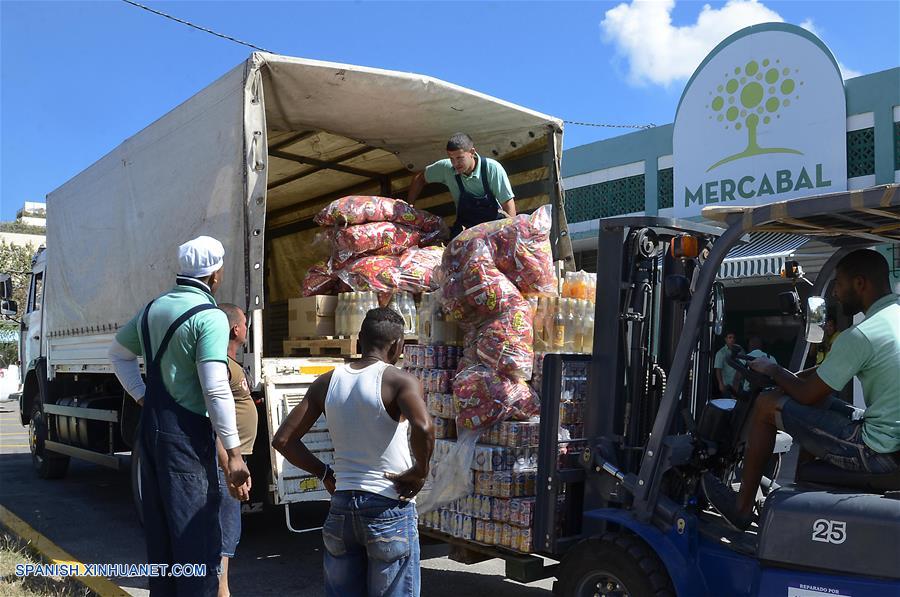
[21,265,44,369]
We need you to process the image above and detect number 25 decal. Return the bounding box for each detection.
[812,519,847,544]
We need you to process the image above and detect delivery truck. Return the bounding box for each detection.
[5,52,569,527]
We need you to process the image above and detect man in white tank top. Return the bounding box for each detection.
[273,307,434,596]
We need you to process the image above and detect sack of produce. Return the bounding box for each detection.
[397,246,444,293]
[315,195,444,232]
[337,255,401,292]
[301,260,350,296]
[475,304,534,380]
[331,221,441,268]
[453,365,540,431]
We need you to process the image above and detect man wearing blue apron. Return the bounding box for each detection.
[407,133,516,238]
[109,236,250,596]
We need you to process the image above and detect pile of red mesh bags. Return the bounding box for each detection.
[437,206,556,431]
[301,196,446,295]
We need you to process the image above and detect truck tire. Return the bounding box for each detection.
[29,407,70,479]
[553,532,674,597]
[130,439,144,526]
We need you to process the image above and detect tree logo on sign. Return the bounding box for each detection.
[707,58,804,172]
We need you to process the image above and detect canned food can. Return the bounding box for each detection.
[446,346,457,369]
[484,522,495,545]
[501,523,512,548]
[475,519,485,543]
[518,528,533,553]
[424,345,436,369]
[462,516,474,541]
[493,522,503,546]
[435,345,447,369]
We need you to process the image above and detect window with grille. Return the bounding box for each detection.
[658,168,674,210]
[564,174,646,223]
[847,127,875,178]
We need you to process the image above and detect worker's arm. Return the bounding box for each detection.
[272,372,336,494]
[109,340,145,406]
[384,374,434,500]
[750,358,834,406]
[198,361,250,500]
[406,172,427,205]
[501,198,516,217]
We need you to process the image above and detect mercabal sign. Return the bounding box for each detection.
[674,23,847,218]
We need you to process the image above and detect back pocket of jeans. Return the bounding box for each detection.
[322,513,347,557]
[365,516,410,563]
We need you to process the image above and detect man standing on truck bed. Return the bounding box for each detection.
[407,133,516,238]
[273,308,434,597]
[109,236,251,597]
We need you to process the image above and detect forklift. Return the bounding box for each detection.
[536,184,900,596]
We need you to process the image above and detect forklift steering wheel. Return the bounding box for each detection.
[727,353,772,391]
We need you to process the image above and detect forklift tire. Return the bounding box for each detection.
[553,532,674,597]
[29,407,70,480]
[130,439,144,527]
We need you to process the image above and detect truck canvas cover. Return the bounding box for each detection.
[45,52,564,337]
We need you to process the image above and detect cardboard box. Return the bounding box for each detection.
[288,296,337,338]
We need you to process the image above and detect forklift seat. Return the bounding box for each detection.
[796,459,900,493]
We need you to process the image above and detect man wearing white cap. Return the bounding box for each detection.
[109,235,250,597]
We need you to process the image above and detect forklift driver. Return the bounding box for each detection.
[704,249,900,530]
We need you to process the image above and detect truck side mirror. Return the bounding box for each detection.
[0,299,17,317]
[805,296,827,344]
[0,275,11,300]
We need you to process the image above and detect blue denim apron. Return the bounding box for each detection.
[138,301,221,596]
[449,156,506,238]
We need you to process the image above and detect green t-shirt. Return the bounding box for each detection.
[714,345,738,387]
[817,294,900,453]
[424,153,514,208]
[115,284,229,416]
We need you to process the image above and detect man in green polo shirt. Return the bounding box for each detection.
[407,133,515,238]
[109,236,250,596]
[713,331,740,398]
[704,249,900,530]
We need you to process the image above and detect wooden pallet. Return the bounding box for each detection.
[283,336,360,357]
[283,334,418,357]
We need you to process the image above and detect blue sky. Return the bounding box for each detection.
[2,0,897,220]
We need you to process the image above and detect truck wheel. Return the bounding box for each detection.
[130,439,144,526]
[553,532,674,597]
[29,407,70,479]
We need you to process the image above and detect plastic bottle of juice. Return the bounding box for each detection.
[582,299,595,354]
[532,297,545,352]
[336,294,346,336]
[552,298,566,352]
[564,298,577,352]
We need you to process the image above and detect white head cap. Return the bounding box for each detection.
[178,236,225,278]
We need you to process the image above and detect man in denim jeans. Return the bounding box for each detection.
[274,308,434,596]
[705,249,900,530]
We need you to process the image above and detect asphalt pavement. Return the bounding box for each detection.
[0,398,553,596]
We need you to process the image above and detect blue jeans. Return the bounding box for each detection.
[217,466,241,558]
[322,490,420,597]
[777,395,900,473]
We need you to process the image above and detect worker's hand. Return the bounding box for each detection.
[749,357,777,377]
[323,470,336,495]
[384,467,427,502]
[227,455,251,501]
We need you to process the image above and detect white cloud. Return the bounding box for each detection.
[601,0,807,87]
[799,18,861,79]
[799,18,820,37]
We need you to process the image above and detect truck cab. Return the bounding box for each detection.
[20,247,46,381]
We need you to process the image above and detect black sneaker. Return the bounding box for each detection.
[702,473,753,531]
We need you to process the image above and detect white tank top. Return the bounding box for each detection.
[324,361,412,499]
